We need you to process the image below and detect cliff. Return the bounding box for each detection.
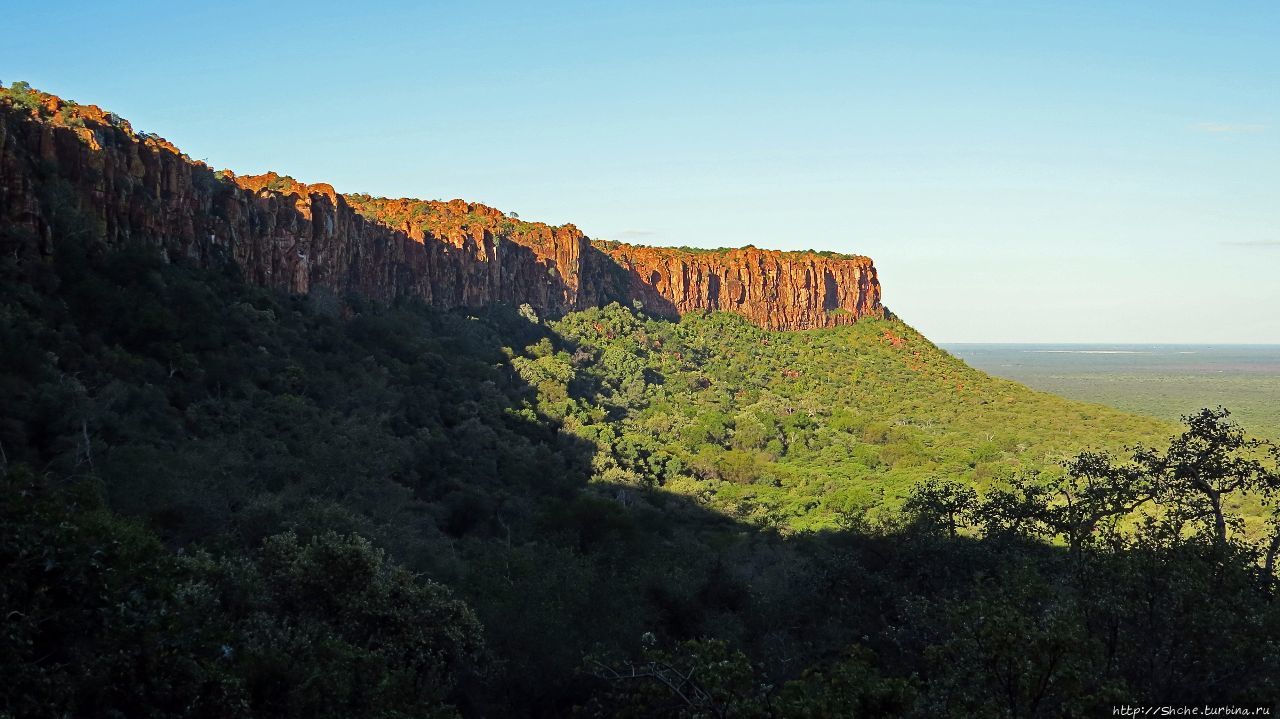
[0,83,885,330]
[590,242,882,330]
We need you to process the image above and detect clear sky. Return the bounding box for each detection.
[3,1,1277,342]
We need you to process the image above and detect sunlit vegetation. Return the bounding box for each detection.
[588,239,865,261]
[536,304,1171,531]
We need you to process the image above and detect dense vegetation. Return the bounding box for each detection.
[539,304,1169,533]
[3,216,1279,715]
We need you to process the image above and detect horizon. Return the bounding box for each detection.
[2,0,1276,343]
[941,341,1280,346]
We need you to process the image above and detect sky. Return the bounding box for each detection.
[3,0,1277,342]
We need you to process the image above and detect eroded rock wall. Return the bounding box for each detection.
[589,243,883,329]
[0,86,885,330]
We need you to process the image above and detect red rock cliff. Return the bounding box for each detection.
[588,242,883,330]
[0,84,885,330]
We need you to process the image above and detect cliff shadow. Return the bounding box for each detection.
[578,242,682,320]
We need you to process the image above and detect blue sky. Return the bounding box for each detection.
[4,0,1277,342]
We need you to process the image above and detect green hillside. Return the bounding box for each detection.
[536,307,1171,531]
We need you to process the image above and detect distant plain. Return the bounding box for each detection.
[944,344,1280,442]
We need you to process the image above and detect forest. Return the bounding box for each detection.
[3,208,1279,717]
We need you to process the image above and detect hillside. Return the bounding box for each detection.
[540,308,1171,532]
[0,79,1172,531]
[3,82,1279,717]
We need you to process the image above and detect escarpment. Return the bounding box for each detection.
[0,84,886,330]
[588,242,883,330]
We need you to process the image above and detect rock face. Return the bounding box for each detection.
[590,242,882,330]
[0,85,886,330]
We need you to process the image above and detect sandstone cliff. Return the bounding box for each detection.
[589,242,882,330]
[0,84,885,330]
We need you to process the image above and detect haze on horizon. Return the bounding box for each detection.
[3,0,1276,343]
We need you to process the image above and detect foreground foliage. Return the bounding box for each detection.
[1,469,481,717]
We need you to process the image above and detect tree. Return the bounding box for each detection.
[977,459,1156,554]
[1135,408,1279,545]
[185,531,484,718]
[587,638,769,719]
[903,478,977,538]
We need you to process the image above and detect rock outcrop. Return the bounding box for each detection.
[0,84,886,330]
[589,242,882,330]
